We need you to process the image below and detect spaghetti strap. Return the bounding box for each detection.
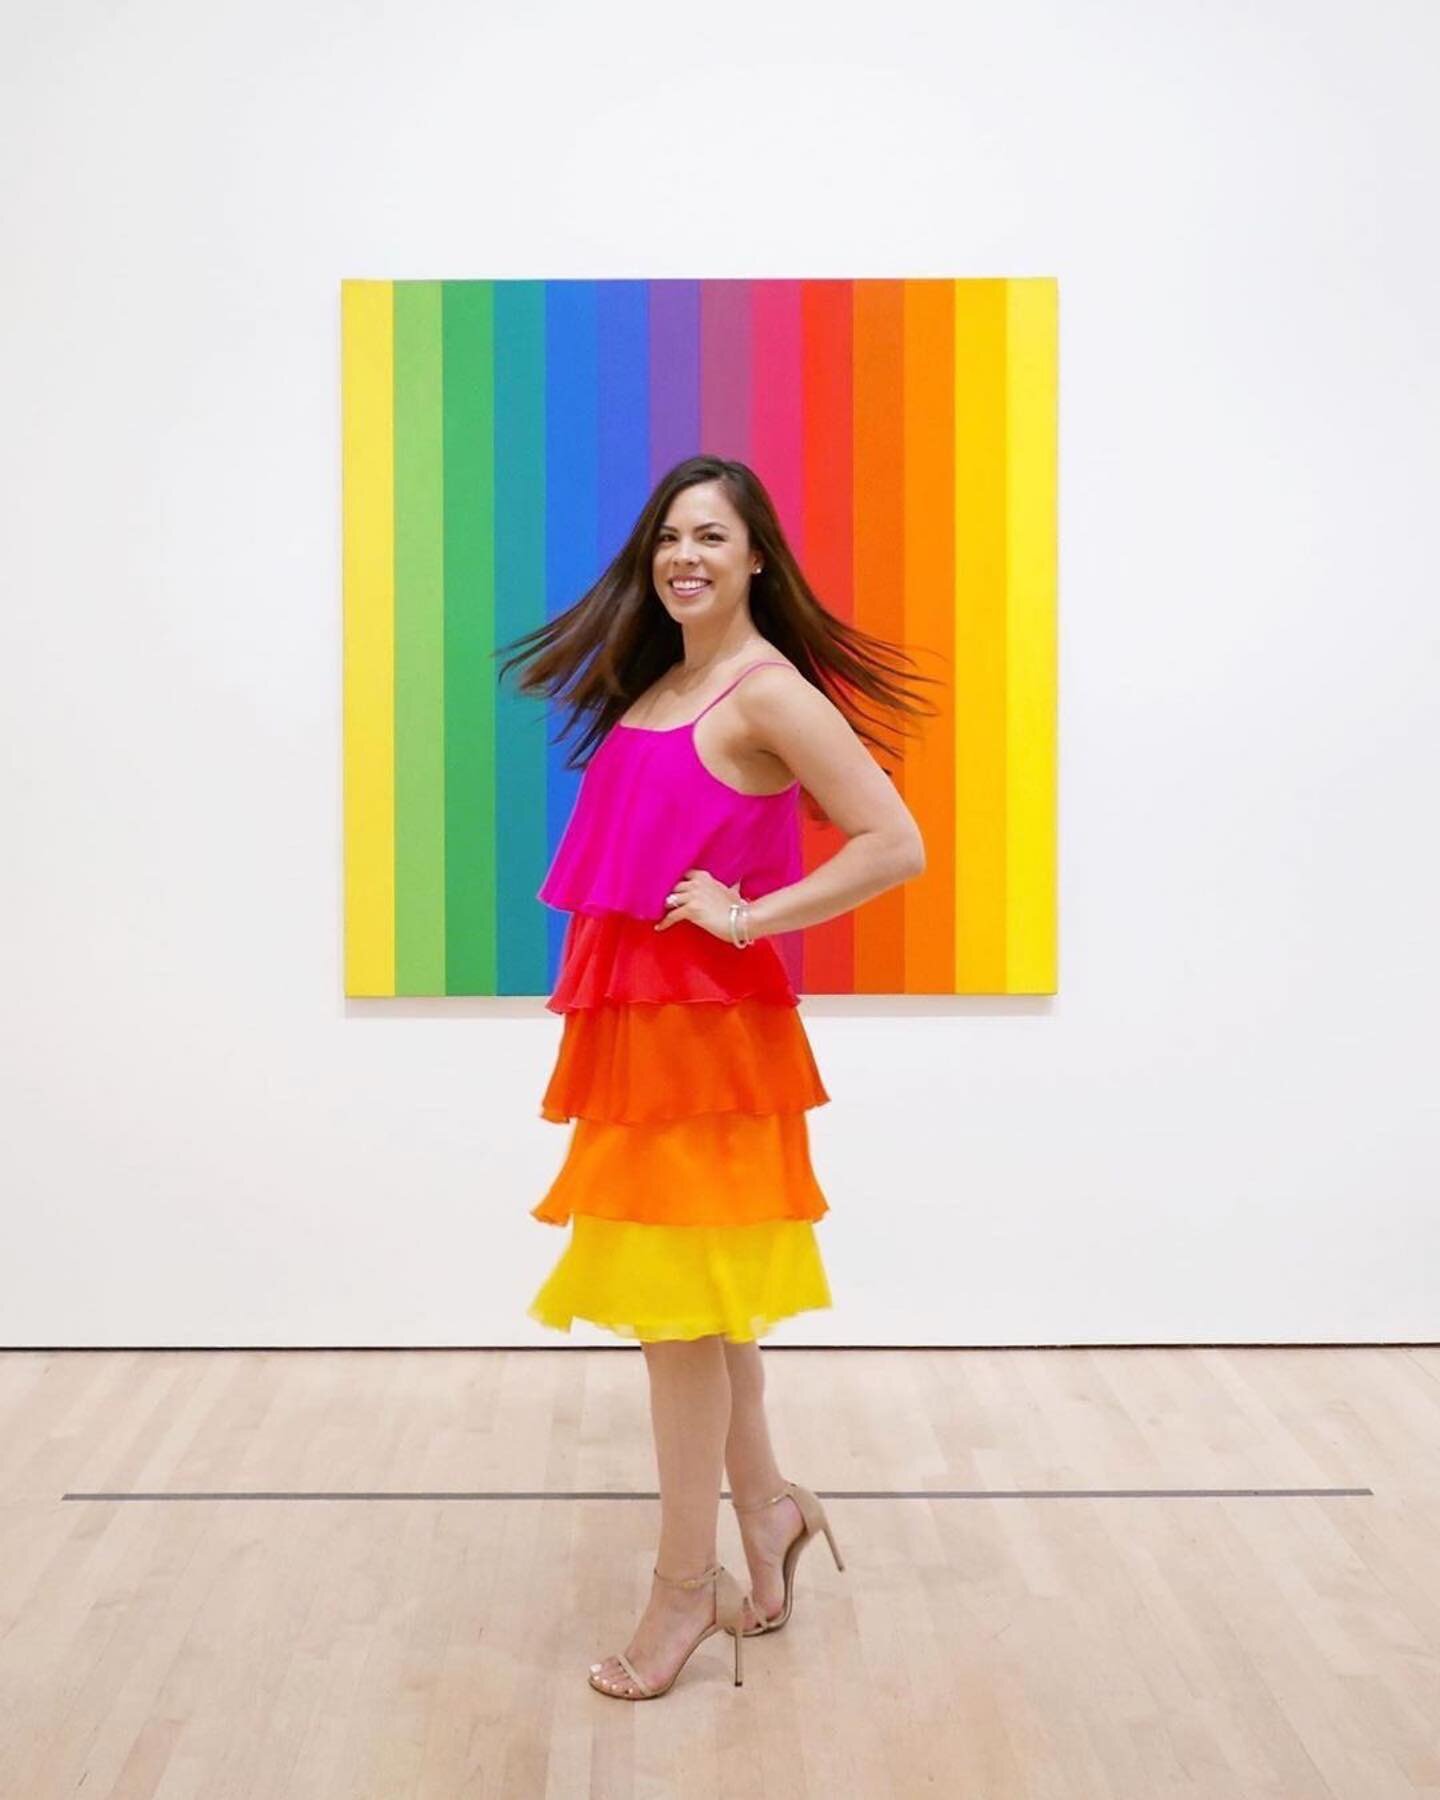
[690,661,793,726]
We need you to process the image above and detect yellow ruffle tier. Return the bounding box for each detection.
[527,1215,832,1343]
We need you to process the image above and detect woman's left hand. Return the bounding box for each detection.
[654,868,745,941]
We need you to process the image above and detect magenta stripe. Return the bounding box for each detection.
[751,280,805,553]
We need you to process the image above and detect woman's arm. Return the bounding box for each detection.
[735,666,926,940]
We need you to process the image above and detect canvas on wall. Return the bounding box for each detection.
[340,277,1057,998]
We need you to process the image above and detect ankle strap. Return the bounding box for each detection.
[731,1482,794,1514]
[652,1561,721,1589]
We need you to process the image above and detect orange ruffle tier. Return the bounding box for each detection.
[540,996,829,1124]
[528,911,833,1341]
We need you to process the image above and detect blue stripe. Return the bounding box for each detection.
[543,282,600,979]
[598,282,652,563]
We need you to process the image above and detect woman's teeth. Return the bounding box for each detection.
[672,579,709,594]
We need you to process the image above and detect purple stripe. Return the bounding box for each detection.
[648,280,700,480]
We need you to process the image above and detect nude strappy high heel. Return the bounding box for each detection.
[587,1562,751,1699]
[731,1480,846,1637]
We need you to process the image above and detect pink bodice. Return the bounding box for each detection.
[536,661,802,924]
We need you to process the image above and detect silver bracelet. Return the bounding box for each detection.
[728,900,754,949]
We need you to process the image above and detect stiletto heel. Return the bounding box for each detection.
[588,1562,752,1700]
[731,1480,845,1636]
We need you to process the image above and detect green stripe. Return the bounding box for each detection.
[442,283,497,994]
[393,283,446,994]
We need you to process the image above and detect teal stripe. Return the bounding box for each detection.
[393,283,447,994]
[493,283,549,996]
[441,283,496,994]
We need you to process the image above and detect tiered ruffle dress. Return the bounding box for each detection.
[527,660,833,1343]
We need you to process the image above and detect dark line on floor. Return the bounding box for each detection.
[61,1486,1374,1502]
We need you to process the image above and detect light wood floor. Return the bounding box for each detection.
[1,1345,1437,1798]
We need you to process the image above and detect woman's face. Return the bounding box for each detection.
[651,481,762,622]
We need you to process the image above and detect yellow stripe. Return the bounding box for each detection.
[341,281,396,996]
[953,281,1009,991]
[1004,280,1059,994]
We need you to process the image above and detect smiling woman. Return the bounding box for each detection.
[495,453,932,1701]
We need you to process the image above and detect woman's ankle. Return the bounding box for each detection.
[728,1476,789,1511]
[652,1554,720,1587]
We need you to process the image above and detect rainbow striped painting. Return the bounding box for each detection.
[342,278,1057,999]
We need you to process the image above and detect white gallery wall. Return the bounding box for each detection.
[2,0,1436,1347]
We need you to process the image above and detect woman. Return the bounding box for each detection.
[499,455,933,1700]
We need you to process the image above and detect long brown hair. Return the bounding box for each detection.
[495,455,941,784]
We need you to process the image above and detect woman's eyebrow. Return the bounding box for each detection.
[661,521,728,531]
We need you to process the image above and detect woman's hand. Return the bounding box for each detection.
[654,868,744,942]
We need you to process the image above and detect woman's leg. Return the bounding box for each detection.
[722,1340,805,1629]
[588,1335,733,1696]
